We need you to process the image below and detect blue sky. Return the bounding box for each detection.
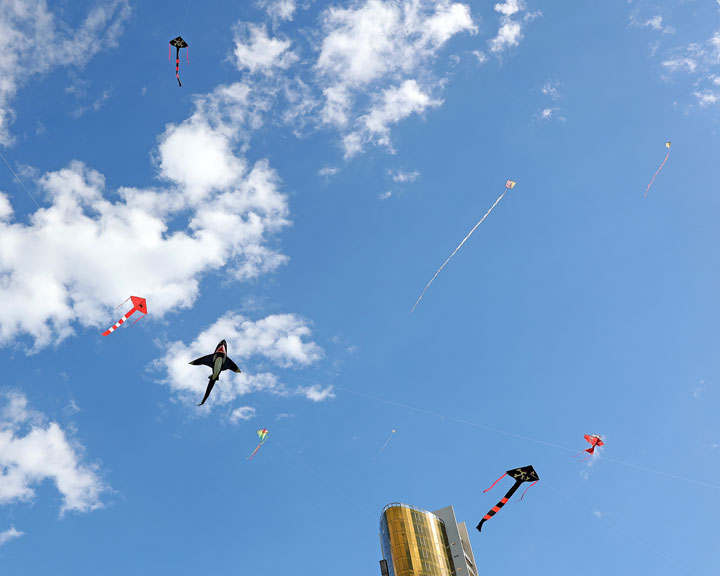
[0,0,719,574]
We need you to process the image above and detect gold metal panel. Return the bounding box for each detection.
[380,504,456,576]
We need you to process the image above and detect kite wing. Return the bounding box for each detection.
[189,354,214,367]
[223,357,242,373]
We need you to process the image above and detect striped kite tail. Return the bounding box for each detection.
[476,495,510,532]
[176,47,182,87]
[102,314,129,336]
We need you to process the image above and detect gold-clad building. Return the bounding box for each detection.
[379,504,478,576]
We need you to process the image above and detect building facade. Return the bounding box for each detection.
[379,503,478,576]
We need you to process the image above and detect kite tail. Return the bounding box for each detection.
[585,446,595,454]
[247,442,264,460]
[517,481,537,502]
[477,495,511,532]
[477,480,522,532]
[176,46,182,87]
[411,187,508,313]
[102,314,129,336]
[644,152,669,199]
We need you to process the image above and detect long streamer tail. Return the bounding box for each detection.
[247,441,265,460]
[517,481,537,502]
[411,188,508,313]
[645,152,669,198]
[374,430,396,461]
[176,46,182,87]
[477,480,521,532]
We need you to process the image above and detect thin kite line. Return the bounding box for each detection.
[276,370,720,491]
[0,149,41,209]
[544,480,697,576]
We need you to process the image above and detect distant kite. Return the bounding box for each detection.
[247,428,269,460]
[169,36,189,87]
[102,296,147,336]
[645,141,671,199]
[411,180,517,313]
[573,434,604,460]
[477,465,539,532]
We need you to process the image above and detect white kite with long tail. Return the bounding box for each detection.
[411,180,516,313]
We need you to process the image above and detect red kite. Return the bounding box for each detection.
[102,296,147,336]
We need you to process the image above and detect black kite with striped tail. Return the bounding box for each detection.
[477,465,539,532]
[169,36,189,87]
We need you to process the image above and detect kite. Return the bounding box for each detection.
[477,465,539,532]
[645,141,671,199]
[189,339,242,406]
[411,180,517,313]
[573,434,604,460]
[169,36,189,87]
[102,296,147,336]
[247,428,269,460]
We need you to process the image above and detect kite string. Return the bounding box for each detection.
[410,188,508,313]
[542,480,698,576]
[644,152,669,199]
[274,370,720,491]
[0,149,41,210]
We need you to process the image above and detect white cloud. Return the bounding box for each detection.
[693,379,707,398]
[344,79,443,157]
[534,107,564,122]
[71,88,113,118]
[229,406,256,423]
[299,384,335,402]
[0,0,131,145]
[541,81,561,100]
[156,312,325,409]
[473,50,488,64]
[659,30,720,106]
[318,166,339,177]
[379,190,392,200]
[233,23,298,74]
[631,14,675,35]
[662,56,697,73]
[389,169,420,183]
[257,0,297,23]
[0,391,106,515]
[0,80,291,349]
[315,0,475,155]
[489,0,538,55]
[0,525,23,546]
